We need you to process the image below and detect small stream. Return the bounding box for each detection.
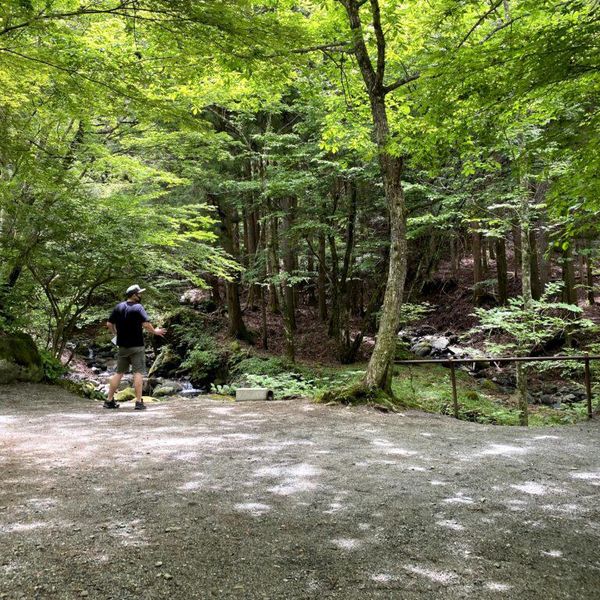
[67,344,205,399]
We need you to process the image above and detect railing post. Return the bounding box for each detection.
[449,359,459,419]
[584,357,593,419]
[516,361,529,427]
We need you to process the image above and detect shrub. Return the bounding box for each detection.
[164,308,215,354]
[39,349,67,383]
[231,356,295,378]
[181,346,223,387]
[241,373,317,399]
[471,282,597,356]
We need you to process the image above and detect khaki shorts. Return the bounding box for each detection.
[116,346,146,374]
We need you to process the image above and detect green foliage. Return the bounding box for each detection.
[471,282,597,357]
[38,349,67,383]
[221,357,366,400]
[231,356,295,378]
[170,319,215,354]
[180,334,225,386]
[391,363,592,426]
[398,302,434,327]
[182,348,222,382]
[210,383,237,396]
[242,373,317,399]
[317,382,399,411]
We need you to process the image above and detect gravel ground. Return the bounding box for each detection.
[1,383,599,600]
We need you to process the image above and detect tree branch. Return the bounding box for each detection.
[370,0,386,87]
[457,0,505,50]
[289,41,350,55]
[383,72,420,94]
[0,48,143,103]
[338,0,377,93]
[480,15,527,44]
[0,2,134,37]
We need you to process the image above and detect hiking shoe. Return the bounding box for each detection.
[103,400,120,409]
[134,401,147,411]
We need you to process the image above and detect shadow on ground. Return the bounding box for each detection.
[1,383,599,599]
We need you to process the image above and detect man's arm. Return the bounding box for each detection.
[143,322,166,337]
[106,321,116,335]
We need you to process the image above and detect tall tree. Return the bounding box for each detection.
[335,0,412,393]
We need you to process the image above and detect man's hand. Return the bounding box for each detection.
[143,322,167,337]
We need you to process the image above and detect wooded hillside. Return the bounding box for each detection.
[1,0,598,400]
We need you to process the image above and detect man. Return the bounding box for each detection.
[104,284,166,410]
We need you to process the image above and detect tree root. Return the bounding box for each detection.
[316,382,402,412]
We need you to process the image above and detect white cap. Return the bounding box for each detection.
[126,284,146,297]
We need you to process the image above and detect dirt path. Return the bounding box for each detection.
[1,384,599,599]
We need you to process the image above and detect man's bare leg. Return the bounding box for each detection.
[107,372,124,401]
[133,372,144,402]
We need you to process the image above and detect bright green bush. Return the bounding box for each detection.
[39,349,67,383]
[242,373,317,398]
[232,356,295,378]
[471,282,597,356]
[181,345,223,386]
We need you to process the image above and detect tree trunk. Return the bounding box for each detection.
[207,275,221,304]
[496,238,508,305]
[281,197,297,333]
[364,100,407,391]
[520,191,532,305]
[512,225,521,280]
[337,180,361,363]
[279,197,297,362]
[260,285,268,349]
[327,231,340,339]
[516,362,529,427]
[266,200,280,314]
[214,197,250,341]
[242,207,250,268]
[586,246,595,305]
[529,229,541,300]
[578,245,586,304]
[318,232,328,321]
[342,0,408,393]
[246,208,259,309]
[450,237,459,279]
[561,244,577,305]
[538,216,551,290]
[0,264,23,322]
[306,242,317,306]
[481,238,489,274]
[472,223,484,303]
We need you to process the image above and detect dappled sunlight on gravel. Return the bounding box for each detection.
[1,383,600,599]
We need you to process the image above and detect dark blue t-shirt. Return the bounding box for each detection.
[108,301,149,348]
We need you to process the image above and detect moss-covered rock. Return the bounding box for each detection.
[0,332,43,384]
[141,395,158,403]
[148,346,181,378]
[56,378,105,400]
[152,382,183,397]
[479,378,499,392]
[395,342,418,361]
[115,387,136,402]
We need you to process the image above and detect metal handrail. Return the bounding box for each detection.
[394,354,600,422]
